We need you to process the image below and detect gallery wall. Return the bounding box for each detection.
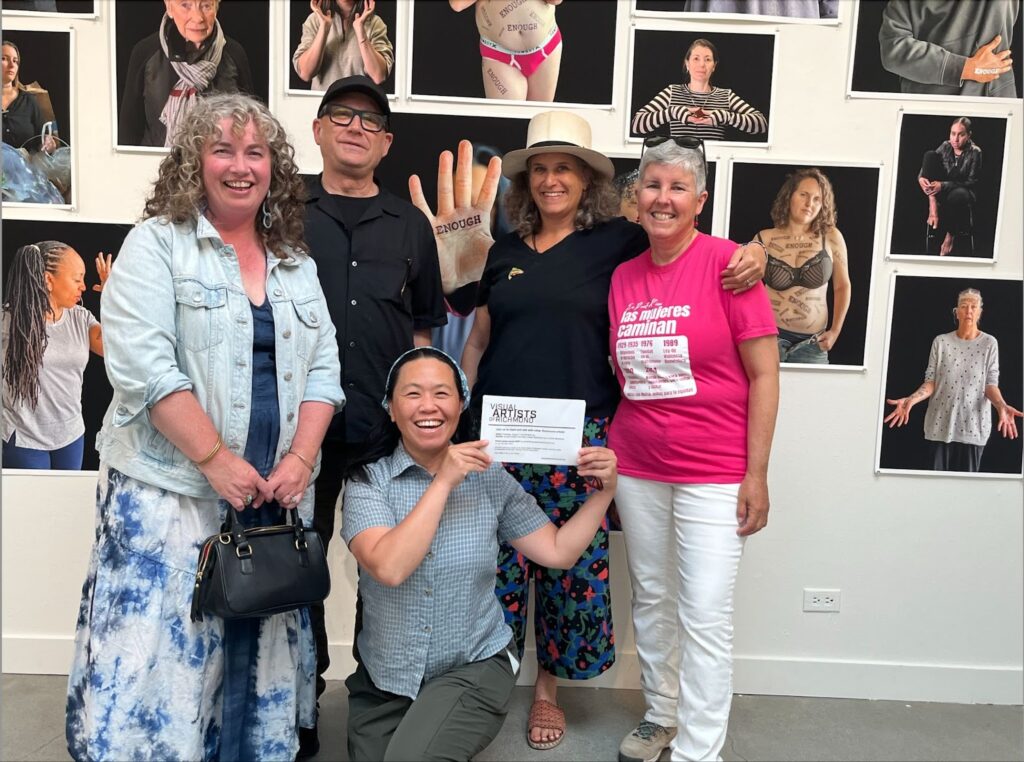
[2,0,1022,704]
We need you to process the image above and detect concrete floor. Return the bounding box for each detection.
[3,673,1021,761]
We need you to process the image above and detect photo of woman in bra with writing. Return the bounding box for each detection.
[755,169,850,364]
[729,161,880,369]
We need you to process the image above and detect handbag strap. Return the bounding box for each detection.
[224,507,251,559]
[222,503,307,546]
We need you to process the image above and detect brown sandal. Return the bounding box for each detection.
[527,699,565,750]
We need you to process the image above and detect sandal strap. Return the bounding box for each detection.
[528,699,566,731]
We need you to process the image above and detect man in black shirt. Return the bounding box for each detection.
[300,75,447,757]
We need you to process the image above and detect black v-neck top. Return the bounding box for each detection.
[473,216,648,418]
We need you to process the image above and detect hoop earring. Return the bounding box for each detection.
[261,200,272,230]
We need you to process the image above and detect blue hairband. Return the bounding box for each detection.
[381,347,471,412]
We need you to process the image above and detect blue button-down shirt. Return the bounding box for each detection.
[97,215,344,499]
[342,442,549,699]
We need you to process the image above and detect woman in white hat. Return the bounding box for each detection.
[460,110,767,750]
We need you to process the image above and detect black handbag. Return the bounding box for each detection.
[190,506,330,622]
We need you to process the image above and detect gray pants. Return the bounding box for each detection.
[930,441,984,472]
[346,648,516,761]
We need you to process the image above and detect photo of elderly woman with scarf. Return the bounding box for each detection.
[115,0,267,147]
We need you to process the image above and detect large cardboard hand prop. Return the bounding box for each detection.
[410,139,501,294]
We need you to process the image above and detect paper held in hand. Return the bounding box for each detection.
[480,395,586,466]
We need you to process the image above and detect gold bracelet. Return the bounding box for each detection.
[288,449,315,473]
[195,436,223,466]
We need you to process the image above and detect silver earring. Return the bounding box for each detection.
[261,200,272,230]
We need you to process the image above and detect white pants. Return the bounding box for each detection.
[616,476,745,762]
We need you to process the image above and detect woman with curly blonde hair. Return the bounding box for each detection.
[756,166,851,364]
[66,92,344,761]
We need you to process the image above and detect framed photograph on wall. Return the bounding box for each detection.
[627,27,776,146]
[875,273,1023,479]
[2,27,76,209]
[408,0,616,107]
[1,0,95,18]
[848,0,1023,102]
[285,0,398,97]
[631,0,839,25]
[111,0,270,151]
[2,219,135,473]
[887,110,1011,263]
[724,159,883,370]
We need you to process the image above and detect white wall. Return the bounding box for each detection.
[3,0,1022,705]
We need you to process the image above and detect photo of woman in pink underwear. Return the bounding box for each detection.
[411,0,614,105]
[450,0,562,102]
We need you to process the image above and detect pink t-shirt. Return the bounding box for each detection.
[607,234,777,483]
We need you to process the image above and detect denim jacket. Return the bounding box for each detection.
[96,215,344,498]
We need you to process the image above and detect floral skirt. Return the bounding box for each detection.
[65,465,316,761]
[495,416,615,680]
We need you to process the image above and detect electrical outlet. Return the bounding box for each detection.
[803,588,841,613]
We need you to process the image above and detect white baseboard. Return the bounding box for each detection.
[7,634,1018,706]
[732,654,1024,705]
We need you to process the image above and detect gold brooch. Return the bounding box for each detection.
[508,267,524,280]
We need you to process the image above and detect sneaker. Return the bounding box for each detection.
[618,720,676,762]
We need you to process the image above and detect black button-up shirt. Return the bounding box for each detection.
[304,175,446,444]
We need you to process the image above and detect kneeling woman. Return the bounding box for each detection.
[341,347,618,762]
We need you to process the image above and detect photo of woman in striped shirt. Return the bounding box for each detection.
[632,37,767,143]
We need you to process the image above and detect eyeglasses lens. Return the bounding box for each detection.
[326,106,387,133]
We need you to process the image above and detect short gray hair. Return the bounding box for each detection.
[638,140,706,196]
[957,288,983,307]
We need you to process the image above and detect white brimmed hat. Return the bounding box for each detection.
[502,111,615,180]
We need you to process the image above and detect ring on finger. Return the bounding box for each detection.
[244,494,254,506]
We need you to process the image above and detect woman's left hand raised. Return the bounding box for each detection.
[266,453,312,509]
[353,0,375,29]
[92,252,113,292]
[736,474,769,536]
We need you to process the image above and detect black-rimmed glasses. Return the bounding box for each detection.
[319,104,389,133]
[641,135,706,170]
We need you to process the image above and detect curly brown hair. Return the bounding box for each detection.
[504,156,620,238]
[142,93,308,258]
[769,167,837,236]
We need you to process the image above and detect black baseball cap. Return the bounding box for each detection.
[317,76,391,120]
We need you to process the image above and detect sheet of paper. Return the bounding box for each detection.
[479,395,586,465]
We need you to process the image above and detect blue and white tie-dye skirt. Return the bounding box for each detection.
[65,465,317,761]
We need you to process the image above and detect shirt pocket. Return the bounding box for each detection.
[173,277,227,352]
[363,256,413,311]
[291,293,325,362]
